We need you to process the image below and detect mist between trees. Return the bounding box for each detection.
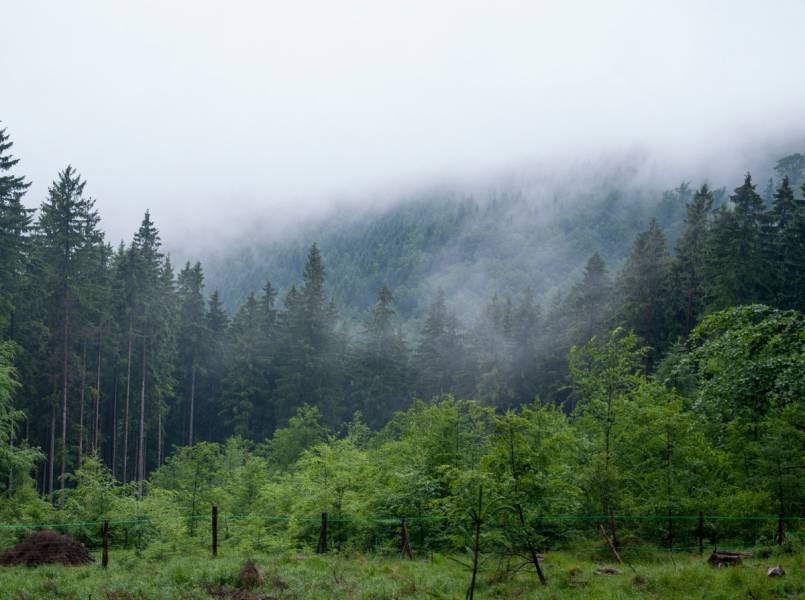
[0,125,804,558]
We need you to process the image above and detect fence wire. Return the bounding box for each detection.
[0,512,802,561]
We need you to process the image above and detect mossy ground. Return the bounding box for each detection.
[0,546,802,599]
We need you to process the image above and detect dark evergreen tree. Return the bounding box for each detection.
[671,184,713,335]
[0,125,33,337]
[36,166,103,502]
[703,174,768,309]
[200,290,229,441]
[175,262,206,446]
[569,253,612,344]
[350,284,409,426]
[415,290,470,399]
[222,293,266,438]
[616,218,672,371]
[274,244,343,426]
[767,177,805,309]
[129,211,175,495]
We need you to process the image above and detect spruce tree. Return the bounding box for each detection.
[0,125,33,336]
[274,244,343,426]
[201,290,229,441]
[767,177,805,309]
[570,253,611,344]
[176,262,206,445]
[222,293,265,438]
[672,184,713,335]
[37,166,102,502]
[415,290,468,399]
[703,174,768,308]
[351,284,408,426]
[616,218,672,371]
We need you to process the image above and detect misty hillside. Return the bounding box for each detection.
[204,172,697,324]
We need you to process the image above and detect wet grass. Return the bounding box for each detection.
[0,546,803,599]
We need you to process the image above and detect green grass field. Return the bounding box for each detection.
[0,546,802,600]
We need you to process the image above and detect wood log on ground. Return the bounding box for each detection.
[707,550,752,567]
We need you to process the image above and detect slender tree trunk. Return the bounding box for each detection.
[94,337,102,454]
[48,401,55,501]
[468,486,482,600]
[137,337,147,499]
[60,309,69,506]
[505,422,546,585]
[78,341,86,461]
[8,426,14,495]
[123,322,132,483]
[157,405,162,467]
[111,375,118,479]
[188,363,196,445]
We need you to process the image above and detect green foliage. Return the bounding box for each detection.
[0,342,42,496]
[3,126,805,575]
[262,404,328,471]
[685,305,805,516]
[151,442,223,531]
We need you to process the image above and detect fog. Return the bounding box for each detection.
[3,0,805,251]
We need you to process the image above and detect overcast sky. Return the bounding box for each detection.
[3,0,805,248]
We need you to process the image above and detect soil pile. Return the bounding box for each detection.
[237,559,264,589]
[0,530,94,567]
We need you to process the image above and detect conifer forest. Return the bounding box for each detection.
[2,2,805,598]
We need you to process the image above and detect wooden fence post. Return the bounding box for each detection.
[212,504,218,557]
[777,512,784,546]
[698,511,704,555]
[668,511,673,553]
[102,519,109,568]
[317,512,328,554]
[401,518,413,560]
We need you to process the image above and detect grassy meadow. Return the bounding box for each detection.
[0,546,802,600]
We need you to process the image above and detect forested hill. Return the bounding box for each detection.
[201,168,703,324]
[2,121,805,502]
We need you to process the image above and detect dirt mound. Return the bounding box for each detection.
[237,559,264,589]
[0,530,94,567]
[207,585,278,600]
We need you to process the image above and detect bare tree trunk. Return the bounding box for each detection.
[8,426,13,495]
[188,364,196,445]
[78,341,86,462]
[60,310,69,507]
[468,486,483,600]
[48,401,55,501]
[137,337,147,499]
[157,405,162,467]
[123,322,132,484]
[111,375,118,479]
[94,337,102,454]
